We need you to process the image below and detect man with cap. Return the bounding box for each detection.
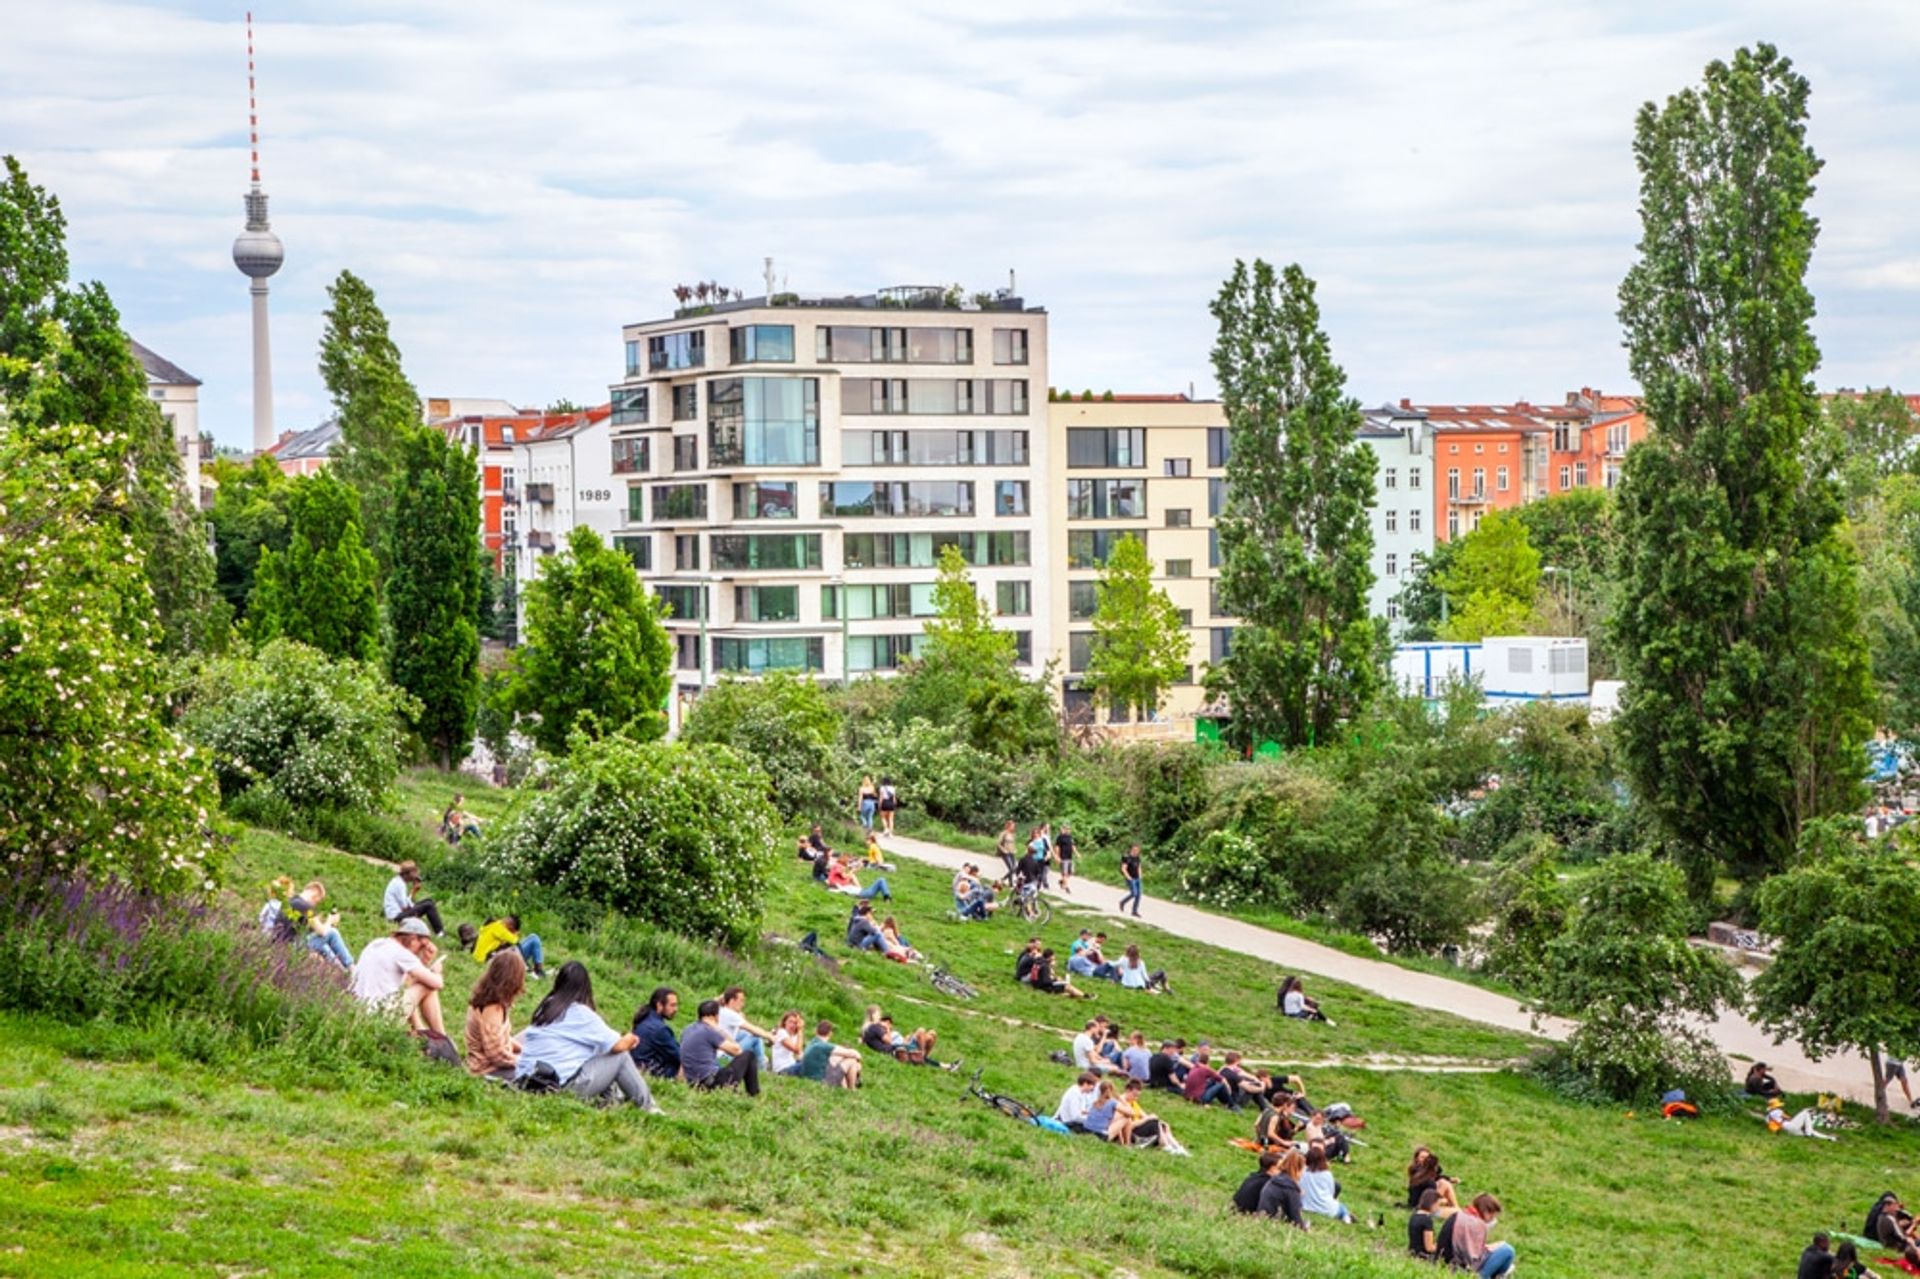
[351,918,448,1037]
[382,860,444,937]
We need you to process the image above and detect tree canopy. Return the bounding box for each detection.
[387,426,485,767]
[1084,533,1190,720]
[246,470,383,664]
[1437,510,1540,642]
[320,270,419,577]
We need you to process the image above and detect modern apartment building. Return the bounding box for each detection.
[606,286,1050,712]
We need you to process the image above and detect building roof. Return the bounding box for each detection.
[268,419,342,461]
[434,405,613,450]
[129,338,201,387]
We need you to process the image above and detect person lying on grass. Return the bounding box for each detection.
[464,947,527,1080]
[826,852,892,901]
[516,961,662,1113]
[793,1019,863,1089]
[1764,1097,1839,1141]
[275,879,353,970]
[351,918,448,1037]
[858,1006,954,1069]
[629,987,682,1079]
[1030,948,1091,999]
[681,998,762,1096]
[1298,1143,1355,1224]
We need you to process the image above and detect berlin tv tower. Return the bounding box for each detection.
[231,11,284,454]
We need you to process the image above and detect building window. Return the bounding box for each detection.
[1449,443,1459,455]
[1384,467,1398,489]
[1607,423,1629,455]
[1166,558,1192,579]
[1386,597,1400,621]
[1574,462,1589,487]
[1385,509,1397,534]
[1447,512,1460,540]
[1208,477,1227,517]
[1210,627,1234,663]
[734,584,800,622]
[1558,464,1571,490]
[625,339,642,378]
[656,584,705,620]
[675,633,700,670]
[674,534,701,572]
[615,534,651,571]
[1164,457,1191,477]
[824,582,937,620]
[612,435,649,474]
[1497,465,1509,492]
[729,325,795,364]
[819,481,974,518]
[1207,427,1231,468]
[710,533,823,570]
[1473,443,1484,454]
[732,481,797,520]
[1066,478,1147,520]
[713,636,823,674]
[707,377,820,467]
[612,386,650,427]
[1410,508,1422,533]
[1069,631,1093,674]
[1385,552,1398,577]
[1472,468,1485,496]
[995,480,1029,516]
[1067,428,1146,468]
[1447,468,1460,499]
[1409,468,1422,489]
[847,633,924,671]
[991,328,1029,365]
[1176,609,1193,628]
[841,377,1025,415]
[1069,580,1098,620]
[652,483,708,520]
[995,580,1031,616]
[1553,424,1573,451]
[674,435,699,471]
[1208,527,1220,568]
[1209,580,1222,616]
[1498,442,1509,454]
[842,531,1029,569]
[672,384,699,421]
[1605,463,1621,490]
[817,326,971,364]
[626,484,645,523]
[841,428,1028,466]
[1067,529,1146,569]
[649,330,705,372]
[1165,508,1192,528]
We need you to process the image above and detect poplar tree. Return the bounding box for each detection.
[1613,45,1874,890]
[319,270,418,576]
[247,470,383,664]
[1084,533,1190,719]
[1206,259,1383,748]
[388,426,484,767]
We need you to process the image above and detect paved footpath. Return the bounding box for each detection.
[885,831,1883,1107]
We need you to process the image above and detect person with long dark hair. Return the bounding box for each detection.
[516,962,663,1113]
[1408,1146,1444,1209]
[464,948,528,1079]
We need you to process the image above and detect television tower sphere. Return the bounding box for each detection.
[233,190,283,279]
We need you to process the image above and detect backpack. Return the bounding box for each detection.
[417,1030,462,1067]
[514,1061,563,1094]
[258,899,281,937]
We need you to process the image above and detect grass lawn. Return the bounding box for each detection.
[2,774,1914,1277]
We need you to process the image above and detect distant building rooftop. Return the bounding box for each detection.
[630,285,1041,329]
[268,419,342,461]
[129,338,201,387]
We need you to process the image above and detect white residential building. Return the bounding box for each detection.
[131,339,208,507]
[515,406,620,589]
[607,285,1050,711]
[1358,404,1436,634]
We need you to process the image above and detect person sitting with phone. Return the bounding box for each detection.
[350,918,448,1037]
[275,879,353,970]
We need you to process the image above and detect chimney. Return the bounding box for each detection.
[1399,396,1412,410]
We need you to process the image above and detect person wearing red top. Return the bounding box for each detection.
[1181,1050,1235,1107]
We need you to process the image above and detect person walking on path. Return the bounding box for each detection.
[878,777,900,837]
[1118,844,1144,917]
[1055,825,1077,895]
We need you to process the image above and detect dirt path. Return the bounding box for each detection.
[887,832,1885,1107]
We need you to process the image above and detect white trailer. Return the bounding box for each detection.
[1478,636,1588,704]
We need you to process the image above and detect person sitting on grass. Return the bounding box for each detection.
[1085,1078,1123,1140]
[1259,1148,1308,1229]
[1279,975,1331,1024]
[808,823,834,858]
[1408,1145,1444,1207]
[863,831,895,872]
[1447,1192,1515,1277]
[858,1006,952,1069]
[1015,937,1044,985]
[826,852,892,901]
[1298,1143,1355,1224]
[381,860,443,937]
[1409,1187,1441,1260]
[471,913,547,980]
[1114,1078,1179,1150]
[1122,1030,1153,1084]
[276,880,353,970]
[1096,1019,1127,1072]
[1235,1150,1283,1213]
[879,916,919,964]
[1182,1049,1236,1109]
[770,1010,806,1075]
[1764,1096,1838,1141]
[953,865,999,920]
[1874,1196,1920,1268]
[1054,1072,1099,1132]
[629,987,682,1079]
[351,918,448,1037]
[1431,1177,1464,1257]
[516,962,662,1112]
[847,901,887,953]
[1830,1240,1879,1278]
[1254,1096,1299,1149]
[1030,948,1091,999]
[1745,1060,1781,1097]
[463,948,527,1080]
[1148,1039,1188,1092]
[1071,1019,1113,1073]
[1117,944,1169,994]
[1219,1051,1266,1109]
[1069,935,1121,984]
[793,1019,863,1089]
[680,998,762,1096]
[441,794,481,844]
[1797,1232,1834,1279]
[716,986,772,1066]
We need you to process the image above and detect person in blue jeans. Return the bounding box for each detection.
[1450,1193,1516,1277]
[276,880,353,969]
[857,775,879,832]
[1118,844,1144,917]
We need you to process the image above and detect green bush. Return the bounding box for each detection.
[1179,829,1298,912]
[1480,835,1572,989]
[681,673,850,818]
[1117,743,1218,854]
[862,717,1012,830]
[482,735,780,948]
[229,789,445,867]
[182,639,416,812]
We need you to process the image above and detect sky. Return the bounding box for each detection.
[7,0,1920,448]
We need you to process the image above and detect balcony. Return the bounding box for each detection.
[524,530,555,552]
[527,483,556,506]
[1450,488,1491,507]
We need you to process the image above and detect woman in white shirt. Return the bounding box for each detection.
[770,1010,806,1075]
[516,962,662,1113]
[1119,944,1149,990]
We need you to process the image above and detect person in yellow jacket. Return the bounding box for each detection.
[466,914,547,980]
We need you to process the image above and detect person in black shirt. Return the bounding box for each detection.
[1054,825,1076,895]
[1014,937,1043,984]
[1118,844,1144,917]
[1258,1149,1308,1229]
[1745,1061,1781,1097]
[1795,1232,1832,1279]
[1233,1151,1281,1214]
[1409,1187,1440,1260]
[1147,1041,1188,1092]
[1408,1146,1443,1209]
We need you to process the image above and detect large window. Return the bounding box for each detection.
[841,530,1030,569]
[815,326,971,364]
[729,325,795,364]
[626,485,644,523]
[708,377,819,467]
[710,533,823,570]
[615,534,651,571]
[674,435,699,471]
[734,584,799,622]
[612,386,650,427]
[674,534,701,572]
[1069,580,1098,620]
[848,633,923,672]
[612,435,649,474]
[625,339,643,378]
[1069,632,1093,673]
[992,328,1029,366]
[676,633,700,670]
[842,378,1028,415]
[732,481,798,520]
[1066,478,1146,520]
[823,582,936,620]
[651,483,707,520]
[1067,529,1146,569]
[995,480,1029,516]
[841,429,1028,466]
[1067,428,1146,468]
[995,580,1031,616]
[673,385,699,421]
[649,330,705,372]
[655,584,706,621]
[1208,478,1227,517]
[1207,427,1231,468]
[1210,627,1234,663]
[713,636,824,674]
[820,481,974,517]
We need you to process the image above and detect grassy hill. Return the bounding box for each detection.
[1,772,1914,1278]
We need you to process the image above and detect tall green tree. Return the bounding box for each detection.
[1206,259,1383,748]
[319,270,419,576]
[205,454,292,620]
[1612,46,1874,889]
[1085,533,1190,719]
[388,426,484,767]
[247,471,383,664]
[1752,820,1920,1124]
[1827,389,1918,512]
[1850,473,1920,736]
[512,525,672,753]
[1392,540,1459,641]
[1437,509,1540,642]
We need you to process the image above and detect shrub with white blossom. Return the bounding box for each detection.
[483,734,780,949]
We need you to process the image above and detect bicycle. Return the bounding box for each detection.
[964,1068,1039,1124]
[1010,880,1051,926]
[929,965,978,1000]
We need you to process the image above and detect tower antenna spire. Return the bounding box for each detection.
[247,10,261,186]
[233,10,284,453]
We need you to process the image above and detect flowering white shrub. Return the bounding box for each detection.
[482,735,780,948]
[862,717,1011,829]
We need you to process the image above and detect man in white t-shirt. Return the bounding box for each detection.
[351,918,447,1036]
[1054,1073,1098,1131]
[716,986,771,1065]
[1071,1020,1114,1074]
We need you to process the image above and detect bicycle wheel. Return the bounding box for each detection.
[1030,899,1051,927]
[991,1095,1036,1122]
